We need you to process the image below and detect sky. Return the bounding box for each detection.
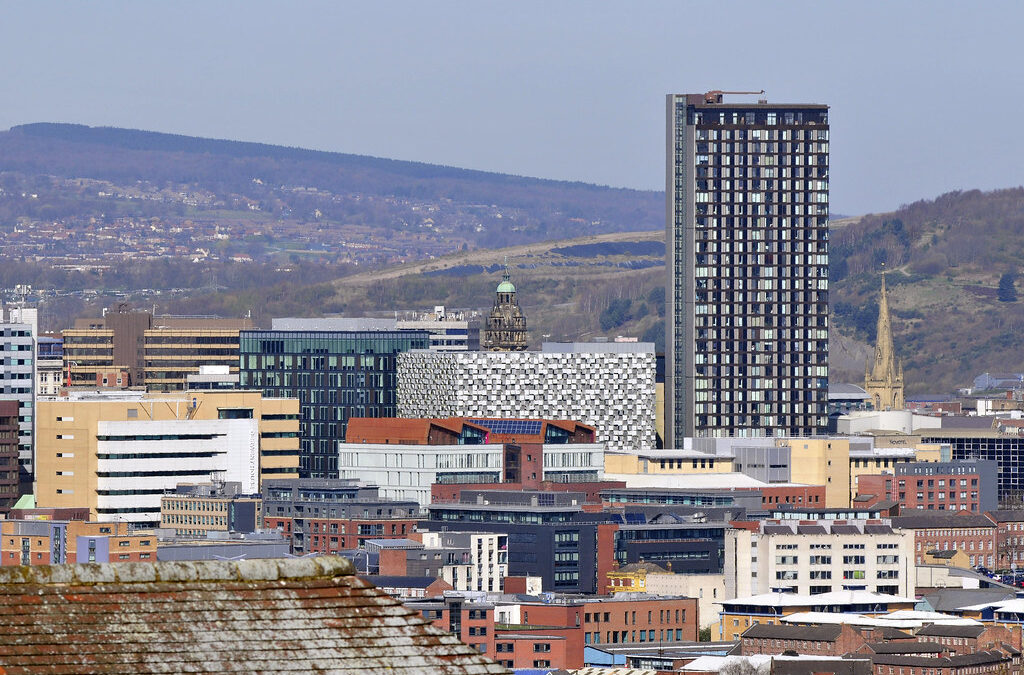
[1,1,1022,216]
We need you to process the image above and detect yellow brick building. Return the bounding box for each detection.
[36,390,298,519]
[786,438,851,508]
[160,486,262,537]
[605,449,733,475]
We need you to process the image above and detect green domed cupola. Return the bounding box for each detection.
[496,269,516,294]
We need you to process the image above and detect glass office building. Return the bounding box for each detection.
[238,329,430,478]
[666,92,830,445]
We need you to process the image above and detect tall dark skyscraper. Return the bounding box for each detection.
[666,92,830,446]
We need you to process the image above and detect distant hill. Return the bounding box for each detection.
[0,123,661,250]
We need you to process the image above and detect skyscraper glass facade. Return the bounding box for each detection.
[238,330,430,477]
[666,93,829,444]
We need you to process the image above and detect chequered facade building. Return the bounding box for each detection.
[397,345,656,451]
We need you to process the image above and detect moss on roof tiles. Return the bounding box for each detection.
[0,555,509,674]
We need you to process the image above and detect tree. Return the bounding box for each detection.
[998,273,1017,302]
[642,320,665,353]
[599,298,632,331]
[647,286,666,317]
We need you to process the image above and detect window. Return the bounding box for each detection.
[533,643,551,653]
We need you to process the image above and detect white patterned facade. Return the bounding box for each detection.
[397,344,656,450]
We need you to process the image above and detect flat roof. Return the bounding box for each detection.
[724,590,916,608]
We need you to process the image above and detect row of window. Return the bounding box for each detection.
[692,126,829,140]
[584,628,687,645]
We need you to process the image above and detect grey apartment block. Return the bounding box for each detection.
[397,347,656,450]
[732,443,791,483]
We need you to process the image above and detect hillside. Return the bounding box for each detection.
[828,188,1024,394]
[2,124,1023,393]
[303,188,1024,395]
[0,123,658,331]
[0,123,661,258]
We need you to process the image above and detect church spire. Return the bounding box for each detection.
[870,272,896,381]
[864,270,905,410]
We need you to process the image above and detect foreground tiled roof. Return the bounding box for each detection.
[0,556,509,674]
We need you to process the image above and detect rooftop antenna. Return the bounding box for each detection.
[13,284,30,308]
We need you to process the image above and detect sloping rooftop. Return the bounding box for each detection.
[926,549,960,559]
[892,513,996,529]
[958,597,1024,613]
[780,611,980,629]
[741,623,842,641]
[915,623,986,638]
[866,642,943,654]
[615,561,669,574]
[867,651,1006,667]
[0,556,508,674]
[985,509,1024,523]
[344,416,487,444]
[922,587,1016,613]
[829,383,870,400]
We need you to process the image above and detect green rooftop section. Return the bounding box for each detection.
[12,494,35,509]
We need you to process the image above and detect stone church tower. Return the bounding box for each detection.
[864,273,905,410]
[483,265,528,351]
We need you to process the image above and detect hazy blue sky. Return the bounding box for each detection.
[1,1,1022,215]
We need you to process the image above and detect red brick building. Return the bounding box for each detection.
[915,623,1021,656]
[738,621,1021,675]
[493,631,571,670]
[512,596,699,668]
[408,593,497,660]
[758,484,828,508]
[866,651,1013,675]
[892,513,998,568]
[262,479,421,555]
[986,510,1024,570]
[739,623,874,656]
[263,514,420,553]
[431,479,627,506]
[0,400,18,517]
[856,460,997,514]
